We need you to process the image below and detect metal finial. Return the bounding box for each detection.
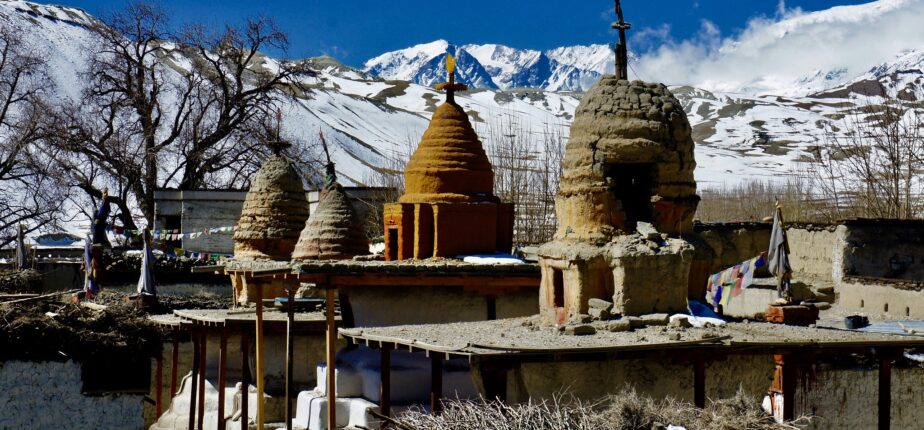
[612,0,631,80]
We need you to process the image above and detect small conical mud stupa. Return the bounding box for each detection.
[292,162,369,260]
[383,55,513,260]
[234,149,311,261]
[539,3,698,324]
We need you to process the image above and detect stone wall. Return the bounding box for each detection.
[838,220,924,280]
[345,285,538,327]
[0,360,144,429]
[508,357,924,429]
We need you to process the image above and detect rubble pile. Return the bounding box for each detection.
[0,269,42,293]
[0,301,163,362]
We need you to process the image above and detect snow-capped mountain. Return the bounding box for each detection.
[363,40,498,89]
[6,0,924,195]
[364,41,614,92]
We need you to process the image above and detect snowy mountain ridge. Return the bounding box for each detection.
[363,40,614,92]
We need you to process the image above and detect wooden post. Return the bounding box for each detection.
[170,332,179,396]
[198,330,208,430]
[241,331,250,430]
[478,360,508,402]
[879,349,898,430]
[693,352,706,409]
[155,353,164,417]
[285,282,295,430]
[253,278,266,430]
[770,354,797,422]
[430,354,443,415]
[379,345,392,429]
[188,328,199,430]
[326,287,337,430]
[218,328,228,430]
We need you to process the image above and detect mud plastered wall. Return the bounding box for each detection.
[795,365,924,429]
[839,221,924,280]
[0,360,144,429]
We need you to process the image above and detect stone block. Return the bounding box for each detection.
[588,298,613,311]
[605,319,631,332]
[639,313,670,326]
[589,307,611,320]
[564,324,596,336]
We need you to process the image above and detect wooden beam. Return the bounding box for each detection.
[188,328,199,430]
[379,345,391,429]
[693,352,706,409]
[241,331,249,430]
[198,330,208,430]
[326,287,337,430]
[253,278,266,430]
[285,283,295,430]
[155,353,163,418]
[218,328,228,430]
[431,354,443,415]
[170,332,179,397]
[879,348,899,430]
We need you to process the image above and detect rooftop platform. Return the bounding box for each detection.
[339,317,924,362]
[170,308,331,333]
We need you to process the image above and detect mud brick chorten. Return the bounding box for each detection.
[538,75,699,324]
[292,167,369,260]
[383,56,513,260]
[234,155,311,261]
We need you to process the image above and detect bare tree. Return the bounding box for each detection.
[0,28,66,248]
[812,97,924,219]
[50,1,314,226]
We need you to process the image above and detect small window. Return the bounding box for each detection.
[884,303,889,313]
[552,269,565,308]
[860,299,864,308]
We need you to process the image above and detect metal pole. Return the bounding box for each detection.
[326,287,337,430]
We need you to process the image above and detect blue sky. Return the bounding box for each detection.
[53,0,873,66]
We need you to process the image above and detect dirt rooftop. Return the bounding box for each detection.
[341,316,924,358]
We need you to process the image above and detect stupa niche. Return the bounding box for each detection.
[538,3,698,324]
[234,152,311,261]
[384,55,513,259]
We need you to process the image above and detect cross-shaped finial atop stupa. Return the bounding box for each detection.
[435,54,468,104]
[267,107,291,155]
[612,0,631,80]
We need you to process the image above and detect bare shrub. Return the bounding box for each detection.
[392,389,806,430]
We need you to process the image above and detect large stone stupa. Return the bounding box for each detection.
[383,55,513,260]
[234,151,311,261]
[538,9,698,324]
[292,164,369,261]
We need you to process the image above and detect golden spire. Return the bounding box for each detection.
[434,53,468,104]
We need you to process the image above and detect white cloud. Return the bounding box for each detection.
[634,0,924,95]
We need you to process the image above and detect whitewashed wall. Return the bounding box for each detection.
[0,361,144,430]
